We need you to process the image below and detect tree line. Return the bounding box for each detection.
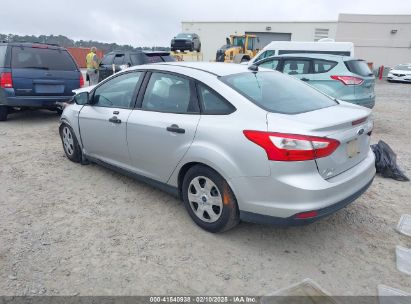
[0,34,170,53]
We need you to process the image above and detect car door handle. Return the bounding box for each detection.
[166,124,185,134]
[109,116,121,124]
[113,110,119,115]
[301,78,310,82]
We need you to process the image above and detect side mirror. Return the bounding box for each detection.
[74,92,89,105]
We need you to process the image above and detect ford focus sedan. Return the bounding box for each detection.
[59,62,375,232]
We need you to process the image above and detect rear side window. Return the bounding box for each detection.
[11,47,77,71]
[0,46,7,67]
[197,83,235,115]
[220,71,336,114]
[313,59,337,73]
[113,54,125,65]
[161,55,175,62]
[345,60,373,77]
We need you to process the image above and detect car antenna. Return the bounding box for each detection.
[248,64,258,72]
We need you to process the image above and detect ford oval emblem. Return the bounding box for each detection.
[357,128,365,135]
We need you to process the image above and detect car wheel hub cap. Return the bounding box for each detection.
[188,176,223,223]
[62,127,74,156]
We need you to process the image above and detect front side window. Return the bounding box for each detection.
[258,59,279,70]
[142,72,195,113]
[93,72,142,108]
[197,83,235,115]
[220,71,336,114]
[11,47,77,71]
[313,59,337,73]
[283,60,310,75]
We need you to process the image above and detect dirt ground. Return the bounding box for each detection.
[0,81,410,296]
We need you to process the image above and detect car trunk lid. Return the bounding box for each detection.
[266,103,373,179]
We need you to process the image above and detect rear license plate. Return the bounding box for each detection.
[35,84,65,94]
[346,139,360,158]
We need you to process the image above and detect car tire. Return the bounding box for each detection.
[59,123,82,163]
[0,106,8,121]
[182,165,240,232]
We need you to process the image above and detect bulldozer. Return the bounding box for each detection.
[215,34,259,63]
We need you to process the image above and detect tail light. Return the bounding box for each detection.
[330,75,364,85]
[243,131,340,161]
[79,74,84,88]
[0,72,13,88]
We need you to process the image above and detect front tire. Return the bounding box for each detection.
[182,165,239,232]
[0,106,8,121]
[59,124,82,163]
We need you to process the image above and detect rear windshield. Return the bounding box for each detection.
[220,71,337,114]
[137,53,175,64]
[11,47,78,71]
[345,60,373,77]
[0,46,7,67]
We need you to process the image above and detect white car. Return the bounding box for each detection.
[387,64,411,83]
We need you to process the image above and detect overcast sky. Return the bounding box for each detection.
[2,0,411,46]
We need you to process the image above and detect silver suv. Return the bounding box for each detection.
[60,62,375,232]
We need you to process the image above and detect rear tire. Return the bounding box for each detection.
[0,106,8,121]
[59,124,82,163]
[182,165,239,233]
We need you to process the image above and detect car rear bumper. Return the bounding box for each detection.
[230,148,376,224]
[343,96,375,109]
[0,95,73,108]
[387,76,411,83]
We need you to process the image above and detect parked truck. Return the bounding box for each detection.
[215,34,260,63]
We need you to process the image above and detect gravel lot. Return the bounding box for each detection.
[0,81,410,296]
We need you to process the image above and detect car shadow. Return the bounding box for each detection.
[5,109,60,123]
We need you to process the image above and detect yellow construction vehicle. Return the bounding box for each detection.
[215,34,259,63]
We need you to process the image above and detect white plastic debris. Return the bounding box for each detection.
[378,285,411,304]
[396,246,411,275]
[261,278,338,304]
[396,215,411,237]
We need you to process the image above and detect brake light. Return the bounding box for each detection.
[79,73,84,88]
[330,75,364,85]
[243,131,340,161]
[0,72,13,88]
[31,44,48,49]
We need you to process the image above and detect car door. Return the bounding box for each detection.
[98,53,115,81]
[127,71,201,182]
[281,58,312,83]
[79,71,144,168]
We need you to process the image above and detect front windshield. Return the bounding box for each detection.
[176,33,192,39]
[233,37,245,47]
[220,71,337,114]
[394,64,411,71]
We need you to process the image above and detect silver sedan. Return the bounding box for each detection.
[60,62,375,232]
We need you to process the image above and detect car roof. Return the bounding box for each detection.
[144,61,252,77]
[0,42,64,50]
[269,53,353,60]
